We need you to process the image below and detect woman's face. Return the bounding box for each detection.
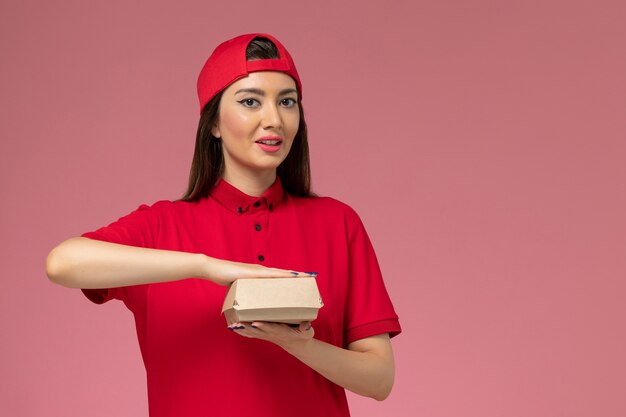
[212,71,300,182]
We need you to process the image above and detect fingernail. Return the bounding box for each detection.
[305,272,318,276]
[305,326,312,331]
[228,327,234,331]
[251,324,258,328]
[290,272,299,276]
[236,326,245,330]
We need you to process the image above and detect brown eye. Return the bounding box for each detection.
[280,98,297,108]
[238,98,260,108]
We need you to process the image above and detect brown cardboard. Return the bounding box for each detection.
[221,278,323,325]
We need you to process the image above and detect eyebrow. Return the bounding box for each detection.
[233,88,298,97]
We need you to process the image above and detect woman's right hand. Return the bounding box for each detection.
[201,256,315,286]
[46,237,313,289]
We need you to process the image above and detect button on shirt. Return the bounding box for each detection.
[80,177,401,417]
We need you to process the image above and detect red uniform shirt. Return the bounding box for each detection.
[80,177,401,417]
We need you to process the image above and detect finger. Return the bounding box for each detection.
[227,321,242,331]
[231,322,258,337]
[251,322,295,333]
[268,269,318,278]
[251,269,317,279]
[233,327,255,338]
[251,321,290,335]
[299,321,312,331]
[250,321,275,331]
[248,268,300,278]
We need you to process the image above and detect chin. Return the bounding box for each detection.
[254,155,288,169]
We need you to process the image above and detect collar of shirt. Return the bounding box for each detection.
[209,176,285,215]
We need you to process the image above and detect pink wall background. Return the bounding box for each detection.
[1,0,625,416]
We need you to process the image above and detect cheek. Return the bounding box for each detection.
[283,116,300,152]
[220,108,253,139]
[285,111,300,136]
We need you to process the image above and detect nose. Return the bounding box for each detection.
[261,102,282,130]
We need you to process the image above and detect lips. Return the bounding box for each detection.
[255,136,283,153]
[255,136,283,146]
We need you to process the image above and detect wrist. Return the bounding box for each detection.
[282,336,314,358]
[197,254,217,281]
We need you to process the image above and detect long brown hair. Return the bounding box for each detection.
[178,37,314,202]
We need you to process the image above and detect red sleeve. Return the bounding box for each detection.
[343,207,402,346]
[79,203,158,304]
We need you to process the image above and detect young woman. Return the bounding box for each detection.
[46,33,401,417]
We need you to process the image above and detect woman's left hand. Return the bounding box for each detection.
[230,321,395,400]
[228,321,314,352]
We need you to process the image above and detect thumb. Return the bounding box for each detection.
[299,321,312,331]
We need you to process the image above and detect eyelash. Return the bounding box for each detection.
[237,98,297,108]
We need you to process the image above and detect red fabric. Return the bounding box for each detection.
[80,177,401,417]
